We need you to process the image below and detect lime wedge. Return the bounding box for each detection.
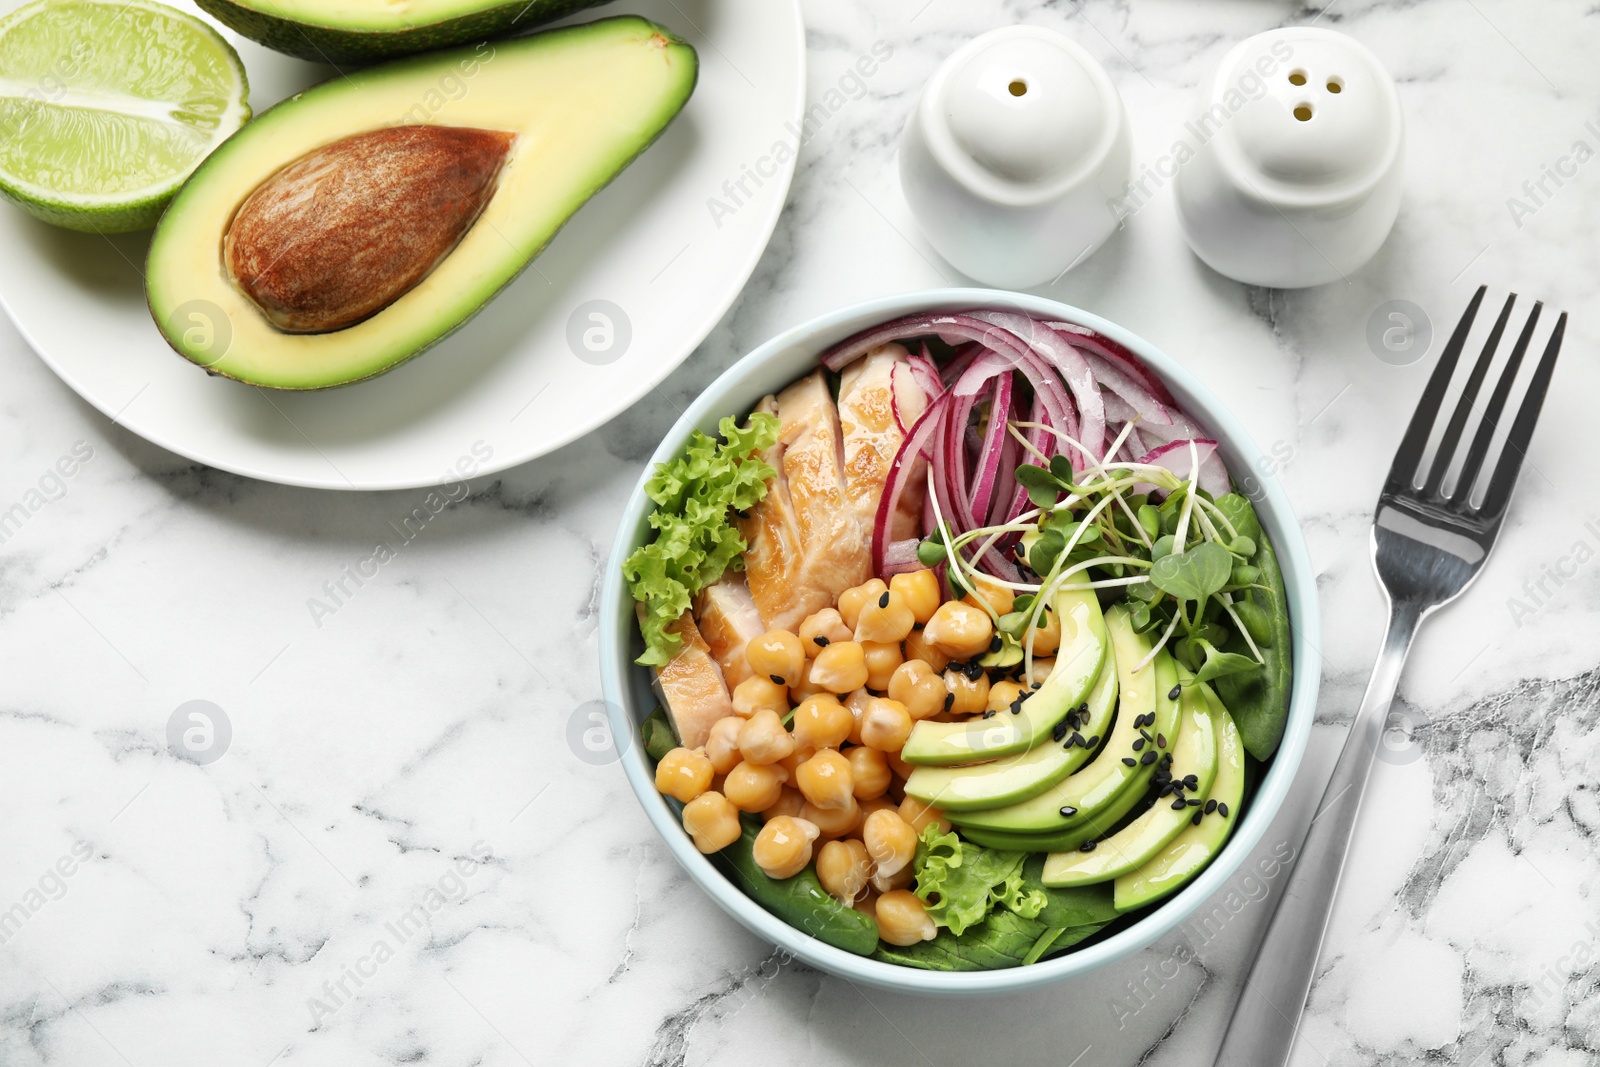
[0,0,249,232]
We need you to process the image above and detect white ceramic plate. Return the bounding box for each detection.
[0,0,804,489]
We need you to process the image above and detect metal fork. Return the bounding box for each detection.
[1213,286,1568,1066]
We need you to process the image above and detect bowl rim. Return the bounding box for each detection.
[599,286,1320,995]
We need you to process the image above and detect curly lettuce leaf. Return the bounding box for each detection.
[623,414,779,667]
[912,825,1046,936]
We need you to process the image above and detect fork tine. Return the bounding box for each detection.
[1383,285,1486,494]
[1453,301,1542,499]
[1421,294,1516,499]
[1479,311,1567,518]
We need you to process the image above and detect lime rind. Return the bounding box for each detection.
[0,0,250,232]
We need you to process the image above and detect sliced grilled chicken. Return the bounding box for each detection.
[694,574,765,689]
[740,373,871,630]
[645,607,732,750]
[838,343,928,542]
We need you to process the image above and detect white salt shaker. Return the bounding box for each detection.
[1174,27,1404,288]
[898,25,1132,289]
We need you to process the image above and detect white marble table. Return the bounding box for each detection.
[3,2,1597,1064]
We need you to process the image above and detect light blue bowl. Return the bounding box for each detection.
[600,288,1319,995]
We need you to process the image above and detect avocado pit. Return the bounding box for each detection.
[224,124,515,334]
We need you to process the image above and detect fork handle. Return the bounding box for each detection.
[1212,599,1425,1066]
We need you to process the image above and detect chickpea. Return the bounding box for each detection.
[788,664,829,703]
[801,796,861,838]
[704,716,746,775]
[986,679,1028,716]
[747,629,806,687]
[903,626,951,674]
[887,751,918,783]
[837,579,887,631]
[724,760,788,812]
[862,808,918,877]
[943,667,991,716]
[860,697,914,752]
[859,795,899,823]
[854,588,915,644]
[899,795,951,836]
[961,574,1015,617]
[1027,603,1062,656]
[778,744,817,777]
[790,695,853,750]
[738,709,796,766]
[876,890,937,946]
[809,641,869,694]
[795,749,855,810]
[890,569,941,625]
[798,608,853,657]
[888,659,947,721]
[681,791,741,853]
[852,887,881,919]
[762,786,806,821]
[655,747,714,803]
[870,861,915,894]
[815,839,872,905]
[843,688,873,745]
[923,600,995,660]
[753,816,819,879]
[731,675,788,718]
[861,640,904,692]
[847,745,892,800]
[1024,656,1056,688]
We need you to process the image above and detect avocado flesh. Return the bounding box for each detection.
[949,608,1177,834]
[901,588,1106,767]
[195,0,613,64]
[146,17,697,390]
[1041,681,1219,887]
[951,652,1179,853]
[902,655,1117,812]
[1114,689,1245,911]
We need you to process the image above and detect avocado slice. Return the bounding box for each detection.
[900,588,1106,767]
[1041,678,1219,887]
[1113,688,1245,911]
[953,652,1184,851]
[196,0,613,64]
[948,609,1178,834]
[146,18,697,390]
[901,653,1117,812]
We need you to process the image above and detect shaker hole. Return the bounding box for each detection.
[1009,79,1028,96]
[1294,103,1314,121]
[1326,77,1343,93]
[1288,70,1307,86]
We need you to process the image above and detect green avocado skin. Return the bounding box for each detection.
[195,0,614,64]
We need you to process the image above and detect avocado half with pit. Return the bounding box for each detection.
[195,0,614,64]
[146,17,697,390]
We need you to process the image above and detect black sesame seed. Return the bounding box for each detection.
[989,636,1002,654]
[1059,806,1078,818]
[1172,798,1187,810]
[1187,798,1202,807]
[983,709,997,719]
[1122,757,1137,767]
[1079,840,1096,852]
[814,635,830,648]
[1086,735,1099,748]
[1140,751,1157,766]
[1133,738,1146,751]
[1218,802,1230,818]
[967,661,985,680]
[879,591,890,608]
[943,693,955,712]
[1204,800,1217,814]
[1184,775,1199,789]
[1140,729,1153,742]
[1192,811,1203,826]
[1156,733,1167,749]
[770,674,785,685]
[1158,783,1173,797]
[1052,721,1068,742]
[1168,685,1181,700]
[1070,732,1085,748]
